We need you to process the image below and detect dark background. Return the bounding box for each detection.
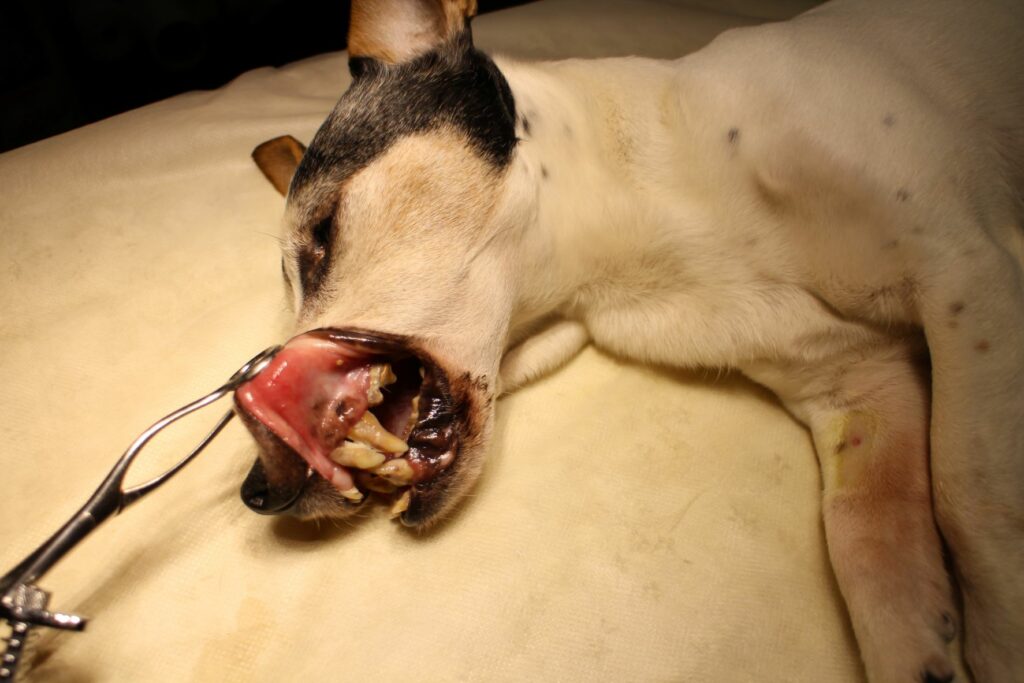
[0,0,532,153]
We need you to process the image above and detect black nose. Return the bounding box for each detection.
[240,458,311,514]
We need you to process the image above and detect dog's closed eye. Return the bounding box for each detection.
[310,214,332,253]
[298,213,336,297]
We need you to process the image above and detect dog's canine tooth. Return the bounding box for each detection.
[339,486,364,502]
[330,469,362,501]
[330,440,387,469]
[350,411,409,453]
[372,458,414,485]
[366,363,398,406]
[404,394,421,436]
[390,490,411,519]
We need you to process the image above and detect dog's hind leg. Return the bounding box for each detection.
[915,241,1024,682]
[748,343,959,683]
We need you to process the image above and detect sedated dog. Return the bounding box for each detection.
[238,1,1024,681]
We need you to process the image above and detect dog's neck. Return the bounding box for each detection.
[495,56,711,336]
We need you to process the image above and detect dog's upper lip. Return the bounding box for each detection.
[234,332,372,493]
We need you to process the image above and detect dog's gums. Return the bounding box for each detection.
[234,329,455,521]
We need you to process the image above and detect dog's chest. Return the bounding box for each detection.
[571,248,885,371]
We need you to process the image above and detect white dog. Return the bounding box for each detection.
[237,1,1024,680]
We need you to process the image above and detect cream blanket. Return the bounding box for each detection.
[0,1,876,680]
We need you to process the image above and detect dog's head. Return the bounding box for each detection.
[239,0,526,528]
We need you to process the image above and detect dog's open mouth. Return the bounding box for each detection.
[234,328,455,521]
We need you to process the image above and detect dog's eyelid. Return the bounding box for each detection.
[307,205,341,256]
[294,208,338,299]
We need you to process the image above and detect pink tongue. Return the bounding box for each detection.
[235,335,372,490]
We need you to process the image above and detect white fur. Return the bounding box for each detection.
[480,1,1022,679]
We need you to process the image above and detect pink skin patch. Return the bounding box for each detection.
[236,335,374,491]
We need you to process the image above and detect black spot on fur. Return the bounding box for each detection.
[727,127,740,143]
[949,301,965,315]
[896,188,911,202]
[921,671,953,683]
[540,164,549,179]
[294,30,517,194]
[521,115,531,136]
[883,114,896,127]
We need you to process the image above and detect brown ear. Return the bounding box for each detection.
[348,0,478,65]
[252,135,307,196]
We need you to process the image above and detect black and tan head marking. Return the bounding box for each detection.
[283,0,518,308]
[293,34,517,192]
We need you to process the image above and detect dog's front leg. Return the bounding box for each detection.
[917,245,1024,682]
[748,344,958,683]
[498,318,589,394]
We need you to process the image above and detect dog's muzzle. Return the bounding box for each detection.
[233,328,459,523]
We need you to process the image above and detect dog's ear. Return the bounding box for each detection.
[347,0,477,72]
[252,135,306,196]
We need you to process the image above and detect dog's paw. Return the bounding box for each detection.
[861,616,958,683]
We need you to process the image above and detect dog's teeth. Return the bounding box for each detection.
[331,467,356,494]
[339,486,364,502]
[372,458,414,485]
[390,490,411,519]
[330,464,364,502]
[355,472,398,493]
[350,411,408,454]
[366,363,397,406]
[330,441,387,469]
[404,395,421,436]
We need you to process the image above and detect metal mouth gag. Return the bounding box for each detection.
[0,345,281,681]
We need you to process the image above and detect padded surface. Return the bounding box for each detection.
[0,1,871,681]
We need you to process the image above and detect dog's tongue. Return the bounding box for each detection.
[235,334,373,490]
